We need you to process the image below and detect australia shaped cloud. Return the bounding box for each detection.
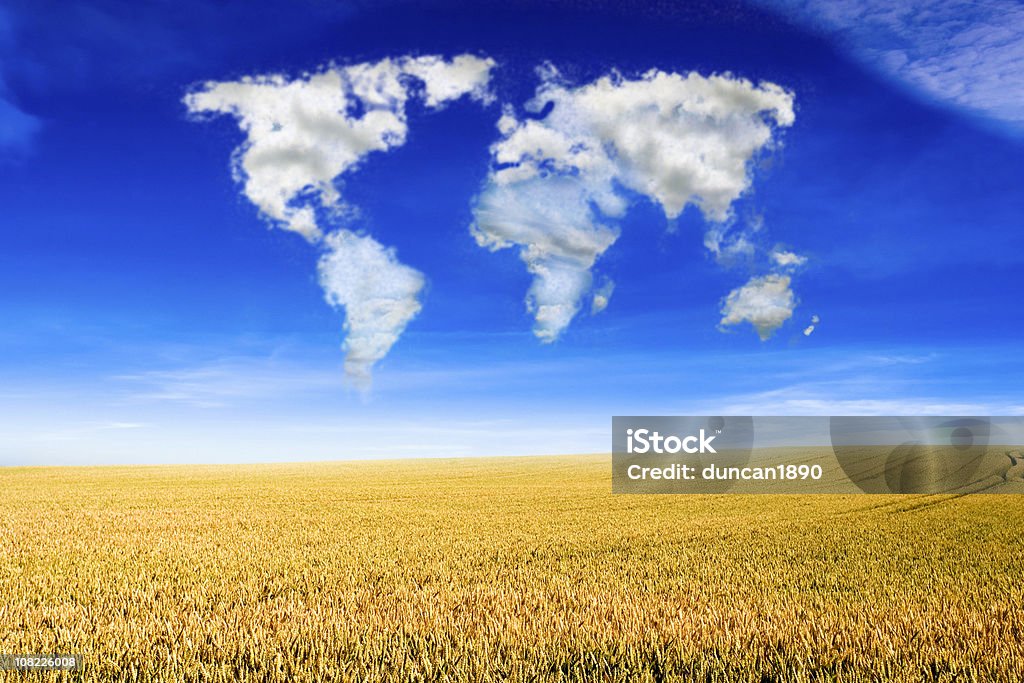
[185,54,495,387]
[719,274,796,341]
[718,242,809,340]
[472,66,798,342]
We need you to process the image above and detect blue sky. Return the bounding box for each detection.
[1,0,1023,464]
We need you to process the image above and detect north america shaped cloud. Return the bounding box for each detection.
[185,54,495,387]
[472,67,796,342]
[185,55,494,241]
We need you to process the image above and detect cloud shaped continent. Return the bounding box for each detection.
[720,274,796,340]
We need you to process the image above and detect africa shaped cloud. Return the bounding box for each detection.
[472,67,795,342]
[186,54,495,386]
[720,274,796,341]
[752,0,1024,129]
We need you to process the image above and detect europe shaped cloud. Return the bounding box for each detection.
[185,54,495,386]
[720,274,797,341]
[751,0,1024,130]
[471,67,795,342]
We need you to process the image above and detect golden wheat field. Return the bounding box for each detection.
[1,455,1022,682]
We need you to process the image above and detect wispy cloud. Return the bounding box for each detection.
[3,342,1022,464]
[0,81,39,153]
[721,392,1024,416]
[753,0,1024,131]
[711,350,1024,415]
[27,421,147,443]
[113,357,341,407]
[0,7,40,154]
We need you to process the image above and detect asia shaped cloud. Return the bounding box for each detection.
[185,55,495,385]
[472,67,795,342]
[720,274,796,341]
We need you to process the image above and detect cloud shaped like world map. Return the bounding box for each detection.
[185,55,802,388]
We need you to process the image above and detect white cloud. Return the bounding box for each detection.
[591,279,615,314]
[720,274,796,340]
[472,176,619,342]
[803,314,820,336]
[473,67,795,341]
[770,248,808,267]
[723,395,1004,416]
[752,0,1024,129]
[318,230,425,389]
[97,422,145,430]
[705,229,760,267]
[186,55,495,385]
[401,54,496,108]
[185,55,496,241]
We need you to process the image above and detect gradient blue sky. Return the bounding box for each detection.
[2,0,1023,464]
